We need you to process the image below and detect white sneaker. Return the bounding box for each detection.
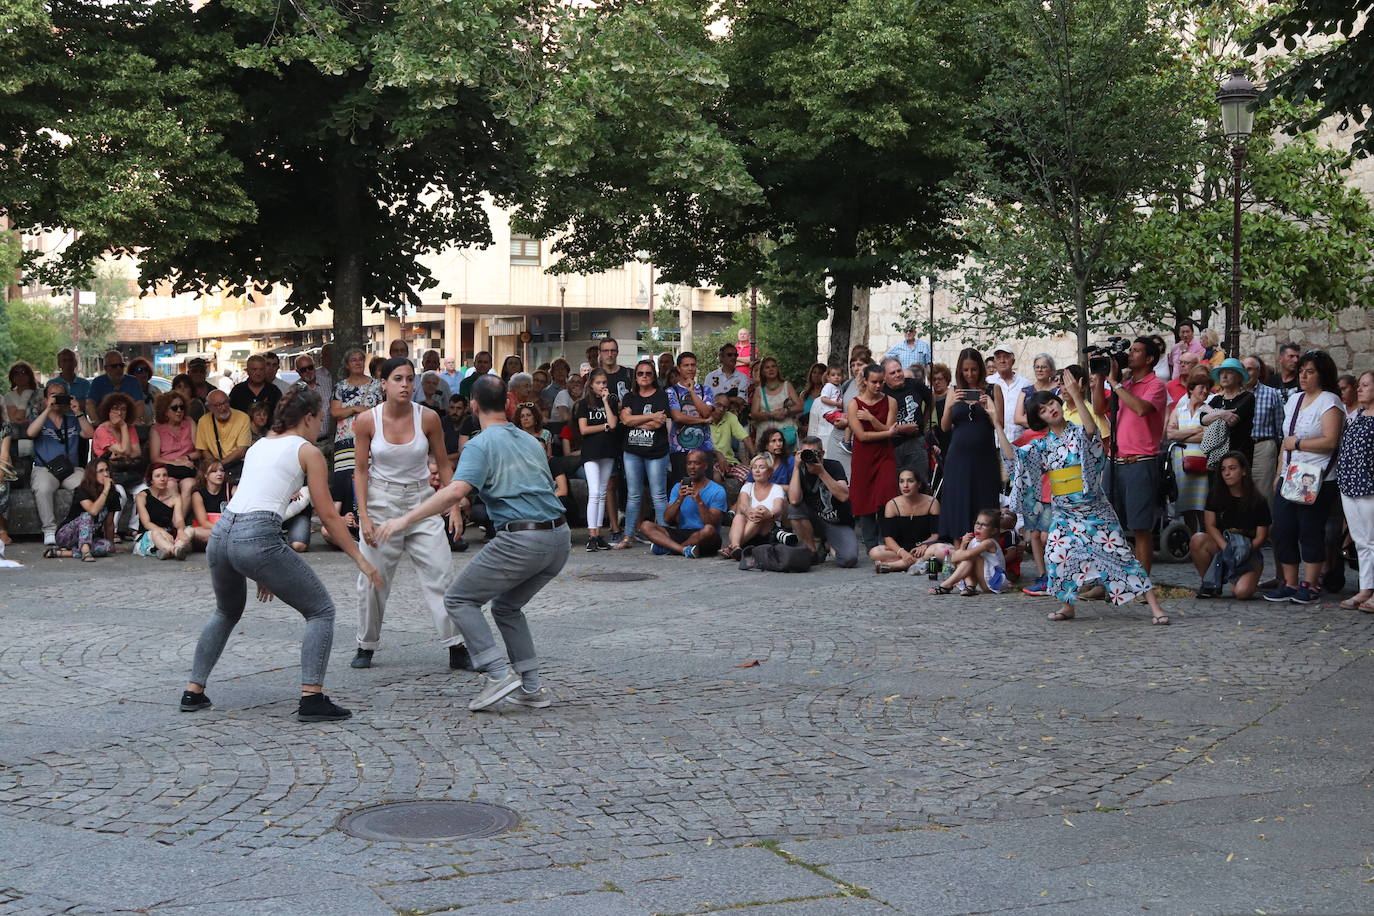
[505,686,552,708]
[43,532,56,547]
[468,671,522,711]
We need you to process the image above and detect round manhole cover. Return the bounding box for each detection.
[580,572,659,582]
[336,800,519,842]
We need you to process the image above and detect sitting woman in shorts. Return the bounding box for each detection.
[720,453,786,560]
[134,463,193,560]
[46,457,120,561]
[189,458,231,550]
[870,468,949,573]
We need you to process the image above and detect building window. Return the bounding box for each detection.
[510,234,540,266]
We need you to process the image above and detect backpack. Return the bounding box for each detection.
[739,543,813,573]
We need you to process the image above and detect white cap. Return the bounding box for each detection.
[991,341,1016,356]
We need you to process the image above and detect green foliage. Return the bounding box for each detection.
[0,232,20,370]
[1250,0,1374,158]
[950,0,1195,354]
[7,298,67,374]
[83,264,129,359]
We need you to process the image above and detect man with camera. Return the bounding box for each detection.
[28,381,95,546]
[1092,337,1167,573]
[786,435,859,567]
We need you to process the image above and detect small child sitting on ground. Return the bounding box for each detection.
[997,507,1025,581]
[930,508,1007,596]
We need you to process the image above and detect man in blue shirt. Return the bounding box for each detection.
[54,349,90,405]
[885,325,932,372]
[372,374,569,712]
[85,350,143,418]
[640,449,726,557]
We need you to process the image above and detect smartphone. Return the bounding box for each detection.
[959,389,982,402]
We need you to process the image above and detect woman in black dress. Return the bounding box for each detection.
[870,468,950,573]
[938,348,1004,542]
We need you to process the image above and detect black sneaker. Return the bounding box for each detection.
[449,644,474,671]
[586,536,599,552]
[180,690,212,712]
[298,694,352,722]
[595,535,612,551]
[350,648,374,669]
[452,538,468,552]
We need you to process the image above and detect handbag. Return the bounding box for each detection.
[1200,418,1230,468]
[1182,453,1208,474]
[761,386,798,446]
[1278,393,1337,505]
[37,416,76,480]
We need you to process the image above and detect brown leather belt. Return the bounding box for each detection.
[1110,455,1153,464]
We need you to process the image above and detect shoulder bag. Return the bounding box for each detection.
[38,416,76,480]
[1278,394,1337,505]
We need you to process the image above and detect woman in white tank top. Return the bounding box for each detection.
[349,357,467,671]
[182,386,383,723]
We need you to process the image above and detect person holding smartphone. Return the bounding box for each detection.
[938,348,1004,543]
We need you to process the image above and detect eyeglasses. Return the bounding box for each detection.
[168,404,185,412]
[635,370,655,377]
[132,367,150,374]
[297,364,315,371]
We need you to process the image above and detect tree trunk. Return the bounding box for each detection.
[1074,280,1089,360]
[852,286,870,355]
[827,278,854,364]
[331,161,365,355]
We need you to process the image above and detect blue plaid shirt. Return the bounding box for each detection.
[1251,383,1283,441]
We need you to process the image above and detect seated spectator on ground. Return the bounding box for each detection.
[721,454,786,560]
[189,458,231,550]
[150,391,201,503]
[640,449,725,557]
[281,485,313,553]
[1191,452,1269,599]
[47,457,120,561]
[870,468,947,573]
[194,390,252,483]
[786,435,860,568]
[756,427,795,485]
[28,381,95,546]
[134,464,193,560]
[711,407,753,481]
[929,507,1007,597]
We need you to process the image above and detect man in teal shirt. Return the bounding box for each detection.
[372,374,570,712]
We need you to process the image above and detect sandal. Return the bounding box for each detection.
[42,547,59,559]
[875,562,901,574]
[719,544,739,561]
[79,546,95,563]
[1339,592,1372,610]
[1047,609,1076,621]
[958,584,978,597]
[929,584,953,595]
[1151,614,1170,626]
[1358,602,1374,615]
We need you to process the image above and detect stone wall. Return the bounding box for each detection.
[1240,307,1373,373]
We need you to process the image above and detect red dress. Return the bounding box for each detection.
[851,394,898,516]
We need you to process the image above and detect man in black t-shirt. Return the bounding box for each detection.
[597,337,634,542]
[881,356,933,482]
[785,435,859,567]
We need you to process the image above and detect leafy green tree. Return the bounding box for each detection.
[522,0,988,364]
[82,264,129,360]
[951,0,1195,355]
[1250,0,1374,158]
[0,232,19,371]
[7,298,67,373]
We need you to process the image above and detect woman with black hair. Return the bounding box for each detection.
[1190,452,1269,599]
[870,468,948,573]
[575,367,620,550]
[349,357,467,671]
[1005,375,1171,624]
[938,348,1003,542]
[1264,349,1346,605]
[181,386,383,722]
[617,359,670,546]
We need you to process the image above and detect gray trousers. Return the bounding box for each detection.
[30,465,84,536]
[192,511,335,687]
[443,525,571,674]
[1252,438,1279,506]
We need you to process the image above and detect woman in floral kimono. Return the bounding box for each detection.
[1001,371,1172,625]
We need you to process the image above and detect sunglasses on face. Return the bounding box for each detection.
[297,364,315,371]
[133,367,150,374]
[169,404,185,412]
[636,370,655,377]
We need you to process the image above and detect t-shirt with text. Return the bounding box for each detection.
[621,389,670,459]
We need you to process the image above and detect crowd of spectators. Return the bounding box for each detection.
[1,328,1371,616]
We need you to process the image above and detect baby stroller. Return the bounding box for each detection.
[1153,447,1196,563]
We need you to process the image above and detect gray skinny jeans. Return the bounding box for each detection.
[443,525,571,674]
[191,510,335,687]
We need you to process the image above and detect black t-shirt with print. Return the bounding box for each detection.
[883,379,933,440]
[1205,488,1272,537]
[621,389,670,459]
[801,458,854,528]
[575,398,622,461]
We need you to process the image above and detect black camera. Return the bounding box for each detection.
[799,448,820,465]
[53,393,72,407]
[1085,337,1130,376]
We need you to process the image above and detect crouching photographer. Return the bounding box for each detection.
[785,436,859,567]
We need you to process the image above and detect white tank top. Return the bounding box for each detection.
[227,435,308,515]
[369,402,430,484]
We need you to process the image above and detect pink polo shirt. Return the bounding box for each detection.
[1114,372,1167,457]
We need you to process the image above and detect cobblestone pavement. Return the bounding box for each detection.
[1,536,1372,915]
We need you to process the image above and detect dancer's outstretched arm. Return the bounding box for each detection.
[370,478,474,546]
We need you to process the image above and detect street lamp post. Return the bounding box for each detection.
[1217,68,1259,357]
[558,277,567,360]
